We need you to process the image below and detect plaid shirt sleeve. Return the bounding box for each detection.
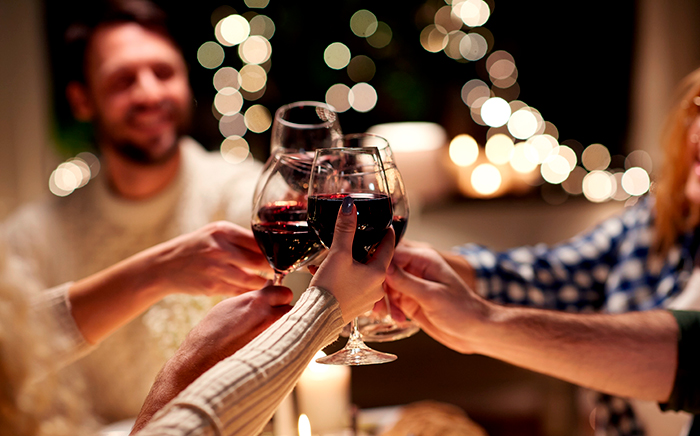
[451,197,689,312]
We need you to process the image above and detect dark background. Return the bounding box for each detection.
[42,0,636,164]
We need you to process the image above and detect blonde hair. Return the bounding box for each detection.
[0,246,95,436]
[653,67,700,255]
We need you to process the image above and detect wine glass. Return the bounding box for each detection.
[333,134,420,342]
[252,153,325,286]
[307,147,397,365]
[254,102,342,207]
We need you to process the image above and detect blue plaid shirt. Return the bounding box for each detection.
[454,196,699,314]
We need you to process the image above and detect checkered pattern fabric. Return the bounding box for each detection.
[453,196,700,435]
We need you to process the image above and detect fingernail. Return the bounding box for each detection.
[342,196,354,215]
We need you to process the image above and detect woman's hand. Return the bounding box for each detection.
[310,196,395,323]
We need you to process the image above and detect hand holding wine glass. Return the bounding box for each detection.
[308,147,397,365]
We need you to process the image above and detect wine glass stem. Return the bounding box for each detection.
[273,273,285,286]
[346,318,370,350]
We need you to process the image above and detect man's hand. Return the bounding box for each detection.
[385,244,492,354]
[144,221,272,297]
[131,286,293,434]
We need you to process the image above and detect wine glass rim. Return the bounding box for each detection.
[274,101,339,129]
[336,132,389,148]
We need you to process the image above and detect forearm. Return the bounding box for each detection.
[472,305,678,402]
[135,286,345,436]
[68,247,165,344]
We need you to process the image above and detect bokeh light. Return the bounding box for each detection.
[455,0,491,27]
[244,105,272,133]
[582,143,611,171]
[420,25,449,53]
[461,79,490,107]
[445,30,467,60]
[325,84,351,113]
[367,22,392,48]
[324,42,352,69]
[435,5,464,33]
[197,41,225,69]
[220,136,251,164]
[508,109,538,139]
[249,15,275,39]
[554,145,577,168]
[239,64,267,93]
[350,9,378,37]
[459,32,488,61]
[238,35,271,64]
[213,67,241,91]
[449,134,479,167]
[471,163,502,195]
[348,83,378,112]
[510,142,538,173]
[582,170,613,202]
[540,154,571,184]
[480,97,511,127]
[214,87,243,115]
[347,55,376,83]
[528,134,558,163]
[485,133,514,165]
[621,167,651,196]
[610,172,630,201]
[562,166,586,195]
[219,113,248,137]
[244,0,269,8]
[624,149,653,173]
[220,15,250,46]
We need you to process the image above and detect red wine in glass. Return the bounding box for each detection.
[392,216,408,246]
[307,193,392,263]
[253,202,322,275]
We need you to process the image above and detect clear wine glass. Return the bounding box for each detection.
[307,147,397,365]
[254,101,342,207]
[333,134,420,342]
[252,153,326,286]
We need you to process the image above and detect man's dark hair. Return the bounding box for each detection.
[63,0,178,84]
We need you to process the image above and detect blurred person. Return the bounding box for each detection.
[2,197,394,436]
[423,67,700,435]
[385,244,700,434]
[0,0,266,422]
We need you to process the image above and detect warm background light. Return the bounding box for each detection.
[449,134,479,167]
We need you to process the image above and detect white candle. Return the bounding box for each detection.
[298,414,312,436]
[296,351,351,434]
[273,391,297,436]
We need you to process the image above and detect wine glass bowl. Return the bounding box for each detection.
[252,154,325,285]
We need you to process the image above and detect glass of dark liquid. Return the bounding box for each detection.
[333,134,420,343]
[252,154,325,286]
[253,101,342,207]
[307,147,397,365]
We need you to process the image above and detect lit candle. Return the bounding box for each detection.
[296,351,351,434]
[298,414,311,436]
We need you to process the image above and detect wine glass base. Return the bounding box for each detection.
[316,347,397,365]
[361,321,421,343]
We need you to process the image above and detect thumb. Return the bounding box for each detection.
[329,196,356,254]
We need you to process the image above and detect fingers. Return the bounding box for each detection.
[329,196,357,255]
[212,221,262,253]
[258,285,294,306]
[368,227,395,269]
[385,262,432,302]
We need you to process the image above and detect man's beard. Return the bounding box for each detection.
[96,101,192,165]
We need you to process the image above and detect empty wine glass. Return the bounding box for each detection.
[307,147,397,365]
[333,134,420,342]
[252,154,325,286]
[254,101,342,207]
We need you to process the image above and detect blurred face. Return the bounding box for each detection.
[81,23,192,164]
[685,112,700,204]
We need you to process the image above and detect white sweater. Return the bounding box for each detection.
[1,138,262,422]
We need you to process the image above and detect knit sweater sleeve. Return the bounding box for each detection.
[137,286,345,436]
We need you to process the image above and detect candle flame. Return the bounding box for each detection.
[298,413,311,436]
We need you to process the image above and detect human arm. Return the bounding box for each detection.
[133,197,394,435]
[386,244,679,403]
[68,221,271,345]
